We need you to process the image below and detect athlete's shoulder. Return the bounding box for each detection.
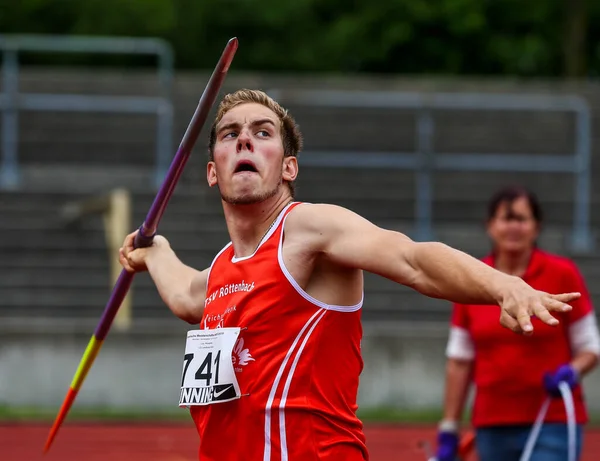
[285,202,355,232]
[286,202,357,221]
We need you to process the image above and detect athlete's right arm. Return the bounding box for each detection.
[119,231,208,324]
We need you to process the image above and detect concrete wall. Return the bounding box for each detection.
[3,324,600,415]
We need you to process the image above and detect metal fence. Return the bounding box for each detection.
[268,89,594,253]
[0,34,174,190]
[0,43,593,252]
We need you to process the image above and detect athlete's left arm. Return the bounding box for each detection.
[288,203,577,334]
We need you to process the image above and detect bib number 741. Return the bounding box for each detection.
[181,350,222,387]
[179,328,242,406]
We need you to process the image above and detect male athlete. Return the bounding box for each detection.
[120,89,580,460]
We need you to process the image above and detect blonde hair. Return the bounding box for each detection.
[208,89,303,160]
[208,89,303,197]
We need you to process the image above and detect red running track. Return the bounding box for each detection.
[1,423,599,460]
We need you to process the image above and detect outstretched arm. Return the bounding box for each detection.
[289,204,579,334]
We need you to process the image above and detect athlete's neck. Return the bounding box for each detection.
[494,248,533,278]
[222,192,293,258]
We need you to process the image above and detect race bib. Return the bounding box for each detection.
[179,328,241,406]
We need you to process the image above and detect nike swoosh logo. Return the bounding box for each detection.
[213,385,233,399]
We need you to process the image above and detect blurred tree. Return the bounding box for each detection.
[0,0,597,78]
[0,0,174,36]
[563,0,587,77]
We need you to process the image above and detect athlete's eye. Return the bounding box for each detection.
[223,132,237,139]
[256,130,269,137]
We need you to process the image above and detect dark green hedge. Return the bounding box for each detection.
[1,0,597,77]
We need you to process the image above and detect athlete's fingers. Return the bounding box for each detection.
[532,303,559,327]
[549,292,580,304]
[542,296,573,314]
[515,309,533,335]
[126,250,140,267]
[119,248,135,273]
[122,230,138,255]
[500,310,523,335]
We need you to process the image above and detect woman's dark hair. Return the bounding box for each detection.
[487,186,543,223]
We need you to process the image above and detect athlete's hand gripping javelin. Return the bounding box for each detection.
[119,230,171,273]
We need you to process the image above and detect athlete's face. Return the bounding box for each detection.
[207,103,298,205]
[487,197,539,255]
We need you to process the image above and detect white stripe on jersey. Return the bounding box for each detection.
[263,307,325,461]
[279,309,327,460]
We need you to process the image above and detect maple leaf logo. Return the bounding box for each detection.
[232,337,255,367]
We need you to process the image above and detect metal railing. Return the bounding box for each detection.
[0,34,174,190]
[268,89,594,253]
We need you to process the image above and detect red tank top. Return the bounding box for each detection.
[191,202,367,460]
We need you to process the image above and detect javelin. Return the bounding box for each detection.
[43,37,239,454]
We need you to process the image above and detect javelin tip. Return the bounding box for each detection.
[43,387,78,453]
[221,38,238,73]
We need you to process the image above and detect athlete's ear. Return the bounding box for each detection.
[207,161,218,187]
[282,156,298,183]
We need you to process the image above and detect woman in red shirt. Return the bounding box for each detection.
[436,186,600,461]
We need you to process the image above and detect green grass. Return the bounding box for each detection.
[1,405,599,427]
[357,407,443,423]
[0,405,443,424]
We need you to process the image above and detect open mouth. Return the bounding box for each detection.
[234,160,258,174]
